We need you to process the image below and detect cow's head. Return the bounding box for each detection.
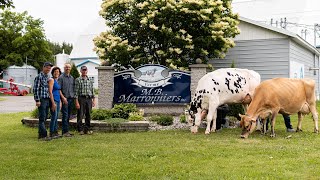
[239,114,256,138]
[187,109,196,126]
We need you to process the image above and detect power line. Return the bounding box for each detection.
[258,17,320,46]
[269,9,320,16]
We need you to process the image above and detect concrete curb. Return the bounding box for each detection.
[21,118,149,132]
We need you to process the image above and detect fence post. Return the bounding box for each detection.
[189,64,208,97]
[96,66,115,109]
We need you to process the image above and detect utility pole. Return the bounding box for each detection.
[304,29,308,40]
[301,29,307,40]
[25,56,28,84]
[314,24,320,47]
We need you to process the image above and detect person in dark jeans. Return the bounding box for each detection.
[58,63,75,137]
[263,114,295,132]
[209,104,230,130]
[75,65,96,135]
[33,62,53,141]
[283,114,295,132]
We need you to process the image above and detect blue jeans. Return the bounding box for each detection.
[50,100,60,134]
[265,114,293,130]
[38,98,50,138]
[283,114,293,129]
[61,98,73,134]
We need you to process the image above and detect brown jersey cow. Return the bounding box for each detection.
[240,78,319,138]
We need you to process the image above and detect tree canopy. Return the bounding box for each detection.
[0,10,53,71]
[48,41,73,55]
[94,0,240,69]
[0,0,13,9]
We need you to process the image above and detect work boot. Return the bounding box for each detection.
[50,132,62,139]
[38,136,52,141]
[287,128,295,132]
[63,132,74,137]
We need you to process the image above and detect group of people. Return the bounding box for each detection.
[33,62,96,141]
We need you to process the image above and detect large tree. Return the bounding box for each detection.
[0,10,53,71]
[94,0,240,69]
[0,0,13,9]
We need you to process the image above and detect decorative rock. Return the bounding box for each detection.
[195,58,203,64]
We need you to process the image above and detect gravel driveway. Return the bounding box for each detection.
[0,95,36,113]
[0,95,99,113]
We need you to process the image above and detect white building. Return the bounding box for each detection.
[2,64,38,90]
[55,51,70,70]
[69,17,109,88]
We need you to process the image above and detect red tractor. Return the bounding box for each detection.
[0,78,30,96]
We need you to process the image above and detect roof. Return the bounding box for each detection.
[239,16,320,56]
[7,64,37,70]
[76,60,101,67]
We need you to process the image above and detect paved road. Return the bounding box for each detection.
[0,95,99,113]
[0,96,36,113]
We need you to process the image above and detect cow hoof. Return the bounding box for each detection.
[191,126,198,134]
[314,129,319,133]
[240,135,248,139]
[296,129,303,132]
[205,131,210,135]
[270,134,276,138]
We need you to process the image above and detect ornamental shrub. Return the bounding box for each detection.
[112,103,138,119]
[128,112,144,121]
[227,104,244,120]
[149,115,174,126]
[91,109,113,120]
[157,115,174,126]
[31,108,39,118]
[179,114,187,123]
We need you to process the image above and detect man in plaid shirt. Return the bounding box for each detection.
[75,65,95,135]
[33,62,53,141]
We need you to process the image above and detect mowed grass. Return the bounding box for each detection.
[0,111,320,179]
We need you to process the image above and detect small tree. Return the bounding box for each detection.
[94,0,240,69]
[69,63,80,116]
[70,63,80,79]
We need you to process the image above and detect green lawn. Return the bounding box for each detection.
[0,112,320,179]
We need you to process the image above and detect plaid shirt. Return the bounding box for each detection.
[33,72,50,101]
[74,76,94,98]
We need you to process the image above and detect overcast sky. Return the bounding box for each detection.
[12,0,103,44]
[233,0,320,45]
[10,0,320,46]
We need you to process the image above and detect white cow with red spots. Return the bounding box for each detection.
[189,68,261,134]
